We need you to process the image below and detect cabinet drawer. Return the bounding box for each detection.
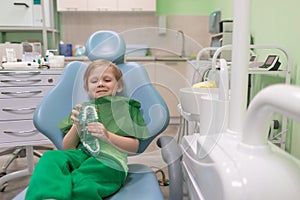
[57,0,88,11]
[0,86,52,99]
[0,73,60,87]
[0,120,49,147]
[0,98,41,120]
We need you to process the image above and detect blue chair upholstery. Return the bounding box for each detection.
[13,31,170,200]
[86,30,125,63]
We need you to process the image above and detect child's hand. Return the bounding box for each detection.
[87,122,109,142]
[71,104,83,133]
[70,104,81,124]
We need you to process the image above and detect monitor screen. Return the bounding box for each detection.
[210,35,222,58]
[265,55,277,65]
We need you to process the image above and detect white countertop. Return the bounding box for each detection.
[64,56,189,62]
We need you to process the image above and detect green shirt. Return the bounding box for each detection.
[58,95,150,173]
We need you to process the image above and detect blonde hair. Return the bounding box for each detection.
[83,59,123,91]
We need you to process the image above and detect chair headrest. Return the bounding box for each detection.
[85,30,126,64]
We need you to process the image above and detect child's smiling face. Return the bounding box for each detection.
[86,66,122,99]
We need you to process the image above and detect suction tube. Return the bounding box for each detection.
[242,84,300,146]
[218,59,229,101]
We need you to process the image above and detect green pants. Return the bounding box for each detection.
[25,149,126,200]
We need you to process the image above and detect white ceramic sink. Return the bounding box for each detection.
[179,87,218,116]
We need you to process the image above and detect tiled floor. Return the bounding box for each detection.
[0,124,181,200]
[0,151,39,200]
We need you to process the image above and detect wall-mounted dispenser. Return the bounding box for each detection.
[209,10,221,34]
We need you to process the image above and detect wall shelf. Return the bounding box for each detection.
[0,27,59,32]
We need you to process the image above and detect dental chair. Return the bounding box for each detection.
[13,30,183,200]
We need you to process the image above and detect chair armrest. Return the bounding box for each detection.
[157,136,183,200]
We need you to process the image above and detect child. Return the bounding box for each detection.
[25,59,150,200]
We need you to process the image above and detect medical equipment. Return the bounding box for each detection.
[210,32,232,61]
[172,49,297,200]
[183,41,295,200]
[162,1,298,198]
[181,84,300,200]
[209,10,221,34]
[178,58,229,144]
[219,20,233,33]
[252,55,281,71]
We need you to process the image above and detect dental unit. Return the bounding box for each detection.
[177,0,300,199]
[181,84,300,200]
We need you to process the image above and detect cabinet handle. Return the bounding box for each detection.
[1,90,42,95]
[1,79,41,83]
[0,71,40,75]
[4,130,38,136]
[97,7,109,11]
[131,8,143,11]
[66,7,78,11]
[13,2,29,8]
[2,107,35,112]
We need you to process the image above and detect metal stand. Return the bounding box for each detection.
[0,145,52,192]
[177,104,200,144]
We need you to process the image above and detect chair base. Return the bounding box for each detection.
[0,146,52,192]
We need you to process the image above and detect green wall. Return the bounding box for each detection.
[156,0,214,15]
[250,0,300,158]
[212,0,233,20]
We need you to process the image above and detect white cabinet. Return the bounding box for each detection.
[140,60,188,120]
[33,1,51,27]
[0,70,61,147]
[118,0,156,11]
[155,61,189,119]
[57,0,88,11]
[0,0,33,26]
[0,0,51,27]
[88,0,118,11]
[0,69,61,187]
[57,0,155,12]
